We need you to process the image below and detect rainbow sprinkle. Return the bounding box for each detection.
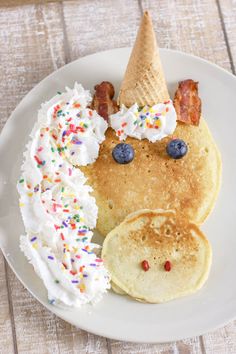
[18,84,110,307]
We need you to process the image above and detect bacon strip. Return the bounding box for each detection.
[90,81,119,122]
[174,79,201,126]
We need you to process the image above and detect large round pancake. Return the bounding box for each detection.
[102,209,212,303]
[81,118,221,236]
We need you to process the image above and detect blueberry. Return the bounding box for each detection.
[112,143,134,164]
[166,139,188,159]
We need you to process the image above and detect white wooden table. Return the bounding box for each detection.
[0,1,236,353]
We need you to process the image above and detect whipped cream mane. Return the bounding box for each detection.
[110,101,177,143]
[18,83,177,307]
[18,83,110,307]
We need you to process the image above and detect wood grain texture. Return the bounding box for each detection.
[1,0,58,6]
[201,321,236,354]
[141,0,232,71]
[0,255,14,354]
[0,2,64,133]
[0,0,236,353]
[219,0,236,73]
[109,337,202,354]
[62,0,142,59]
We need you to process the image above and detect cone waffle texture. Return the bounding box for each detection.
[118,11,170,107]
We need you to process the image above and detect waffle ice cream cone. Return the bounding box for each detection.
[118,11,170,107]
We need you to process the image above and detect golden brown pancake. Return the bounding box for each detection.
[81,118,221,236]
[102,209,212,303]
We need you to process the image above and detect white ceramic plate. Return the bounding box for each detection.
[0,48,236,343]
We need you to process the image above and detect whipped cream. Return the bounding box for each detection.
[110,100,177,143]
[18,83,110,307]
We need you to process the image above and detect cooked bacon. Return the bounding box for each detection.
[174,79,201,126]
[90,81,119,122]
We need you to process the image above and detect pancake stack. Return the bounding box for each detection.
[81,11,221,303]
[81,12,221,237]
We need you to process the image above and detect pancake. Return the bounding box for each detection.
[102,209,212,303]
[111,281,126,295]
[81,118,221,236]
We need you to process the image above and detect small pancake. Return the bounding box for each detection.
[102,209,212,303]
[81,118,221,236]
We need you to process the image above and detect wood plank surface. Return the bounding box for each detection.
[62,0,142,59]
[0,256,14,354]
[108,338,203,354]
[0,0,236,353]
[219,0,236,73]
[1,0,58,6]
[0,2,63,130]
[141,0,231,71]
[201,321,236,354]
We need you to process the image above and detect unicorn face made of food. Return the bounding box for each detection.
[18,11,221,307]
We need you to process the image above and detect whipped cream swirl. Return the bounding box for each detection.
[110,100,177,143]
[18,83,110,307]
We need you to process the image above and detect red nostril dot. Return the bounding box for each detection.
[164,260,172,272]
[141,260,150,271]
